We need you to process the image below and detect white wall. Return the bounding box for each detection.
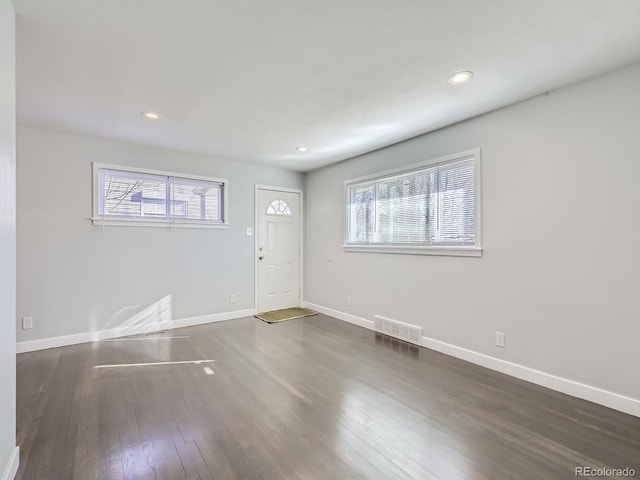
[305,63,640,404]
[17,126,303,345]
[0,0,18,478]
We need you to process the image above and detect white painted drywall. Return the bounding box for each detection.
[16,127,303,343]
[0,0,18,476]
[304,63,640,401]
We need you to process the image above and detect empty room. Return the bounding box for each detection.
[1,0,640,479]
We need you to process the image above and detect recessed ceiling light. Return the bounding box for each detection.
[141,111,160,119]
[296,146,308,152]
[448,71,474,85]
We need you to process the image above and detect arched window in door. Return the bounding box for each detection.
[266,199,292,216]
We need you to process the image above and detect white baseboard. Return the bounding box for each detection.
[1,447,19,480]
[304,301,640,418]
[16,308,255,354]
[305,302,375,330]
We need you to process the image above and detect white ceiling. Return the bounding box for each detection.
[13,0,640,172]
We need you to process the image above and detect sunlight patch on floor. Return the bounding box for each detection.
[94,359,216,368]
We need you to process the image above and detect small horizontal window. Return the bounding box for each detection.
[344,149,481,256]
[93,164,228,228]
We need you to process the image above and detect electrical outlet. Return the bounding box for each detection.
[22,316,33,330]
[495,331,505,348]
[246,228,254,236]
[347,296,352,307]
[229,294,236,304]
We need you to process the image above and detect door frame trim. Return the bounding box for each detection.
[254,185,304,314]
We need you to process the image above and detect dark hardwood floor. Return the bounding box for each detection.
[16,315,640,479]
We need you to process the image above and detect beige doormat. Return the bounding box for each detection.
[256,307,318,324]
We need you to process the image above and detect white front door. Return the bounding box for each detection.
[256,188,301,313]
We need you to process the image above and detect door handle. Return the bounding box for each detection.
[259,256,264,260]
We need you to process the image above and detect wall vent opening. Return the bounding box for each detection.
[373,315,422,346]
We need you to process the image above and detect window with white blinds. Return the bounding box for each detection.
[345,150,481,256]
[93,164,228,227]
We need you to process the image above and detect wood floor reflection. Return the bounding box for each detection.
[16,315,640,479]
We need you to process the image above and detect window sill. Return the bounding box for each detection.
[91,218,229,229]
[343,244,482,257]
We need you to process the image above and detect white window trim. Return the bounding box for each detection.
[343,148,482,257]
[92,162,229,228]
